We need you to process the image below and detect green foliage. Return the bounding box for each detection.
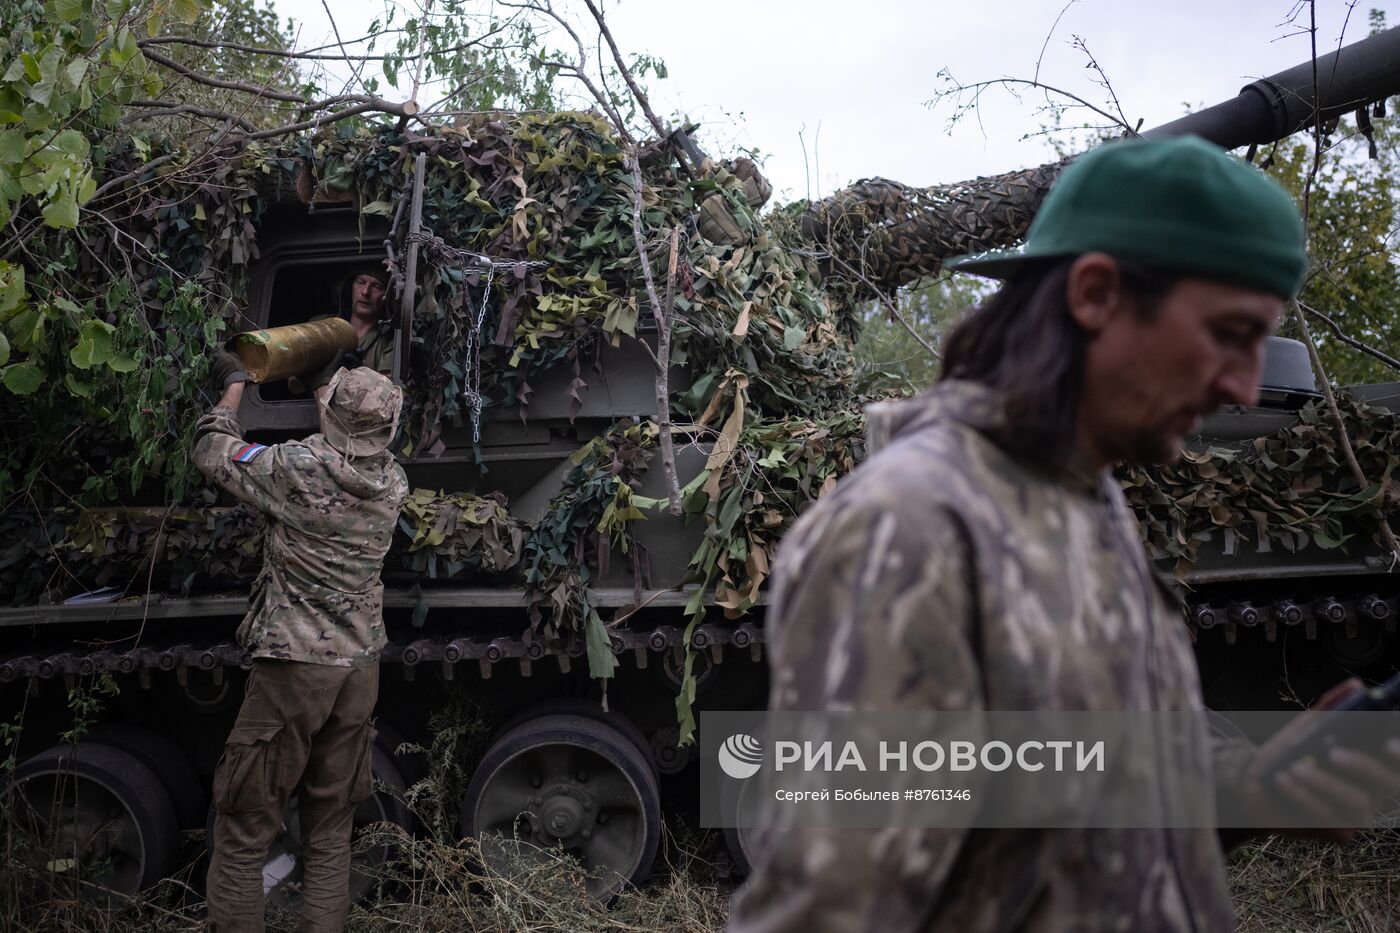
[0,0,205,239]
[1262,114,1400,386]
[852,275,990,390]
[145,0,302,136]
[373,2,559,114]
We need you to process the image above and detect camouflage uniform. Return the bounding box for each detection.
[727,381,1240,933]
[196,368,408,933]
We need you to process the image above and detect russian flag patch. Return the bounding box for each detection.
[233,442,268,463]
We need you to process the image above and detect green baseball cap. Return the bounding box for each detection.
[945,135,1307,298]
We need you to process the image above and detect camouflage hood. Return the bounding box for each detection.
[305,435,402,501]
[864,381,1004,456]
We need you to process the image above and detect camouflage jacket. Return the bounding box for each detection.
[192,405,409,667]
[727,381,1239,933]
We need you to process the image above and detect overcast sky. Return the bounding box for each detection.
[270,0,1399,202]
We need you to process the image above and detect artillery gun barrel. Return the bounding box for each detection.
[806,27,1400,295]
[1145,25,1400,148]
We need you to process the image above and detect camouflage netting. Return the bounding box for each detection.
[1120,394,1400,578]
[6,110,1400,661]
[1,110,860,604]
[301,112,860,451]
[792,160,1068,301]
[30,490,527,598]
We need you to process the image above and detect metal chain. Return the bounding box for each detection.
[463,262,494,443]
[405,231,550,442]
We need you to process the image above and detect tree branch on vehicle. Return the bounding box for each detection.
[1288,0,1400,568]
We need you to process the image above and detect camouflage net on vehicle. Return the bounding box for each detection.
[302,112,858,454]
[1,111,854,514]
[1119,393,1400,578]
[520,419,658,677]
[397,489,526,580]
[19,490,527,600]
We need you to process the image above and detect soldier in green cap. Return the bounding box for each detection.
[727,136,1400,932]
[196,354,409,932]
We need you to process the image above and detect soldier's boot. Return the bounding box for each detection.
[292,664,379,933]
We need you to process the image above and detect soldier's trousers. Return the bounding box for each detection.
[206,658,379,933]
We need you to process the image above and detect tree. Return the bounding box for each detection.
[1264,112,1400,386]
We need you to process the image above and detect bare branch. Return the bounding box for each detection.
[500,0,632,142]
[137,35,423,62]
[123,102,258,133]
[1070,35,1135,133]
[141,45,307,104]
[246,101,401,140]
[1298,300,1400,373]
[625,152,682,515]
[928,73,1137,137]
[580,0,668,140]
[1034,0,1078,84]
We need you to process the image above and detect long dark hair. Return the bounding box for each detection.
[939,257,1178,470]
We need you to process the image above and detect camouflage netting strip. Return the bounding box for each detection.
[397,489,527,578]
[520,419,657,676]
[794,160,1068,299]
[17,391,1400,608]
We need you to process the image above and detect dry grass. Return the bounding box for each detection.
[0,825,731,933]
[1229,830,1400,933]
[3,827,1400,932]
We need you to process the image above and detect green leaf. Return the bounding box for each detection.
[28,80,54,108]
[1,59,27,83]
[2,361,42,395]
[41,192,78,228]
[64,58,88,89]
[0,260,23,316]
[0,331,9,367]
[50,0,83,23]
[20,102,53,131]
[106,352,138,373]
[51,128,88,157]
[172,0,201,23]
[53,296,84,316]
[359,199,393,216]
[6,307,42,349]
[105,0,130,16]
[70,318,113,369]
[64,372,91,397]
[0,130,23,164]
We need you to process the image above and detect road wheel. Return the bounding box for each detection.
[84,723,205,831]
[490,699,656,775]
[6,742,179,899]
[461,713,661,899]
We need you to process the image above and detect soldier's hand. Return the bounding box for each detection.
[1238,678,1400,842]
[211,349,249,389]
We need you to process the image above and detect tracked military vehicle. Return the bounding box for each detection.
[5,23,1400,905]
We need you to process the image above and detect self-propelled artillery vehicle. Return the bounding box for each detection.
[5,23,1400,906]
